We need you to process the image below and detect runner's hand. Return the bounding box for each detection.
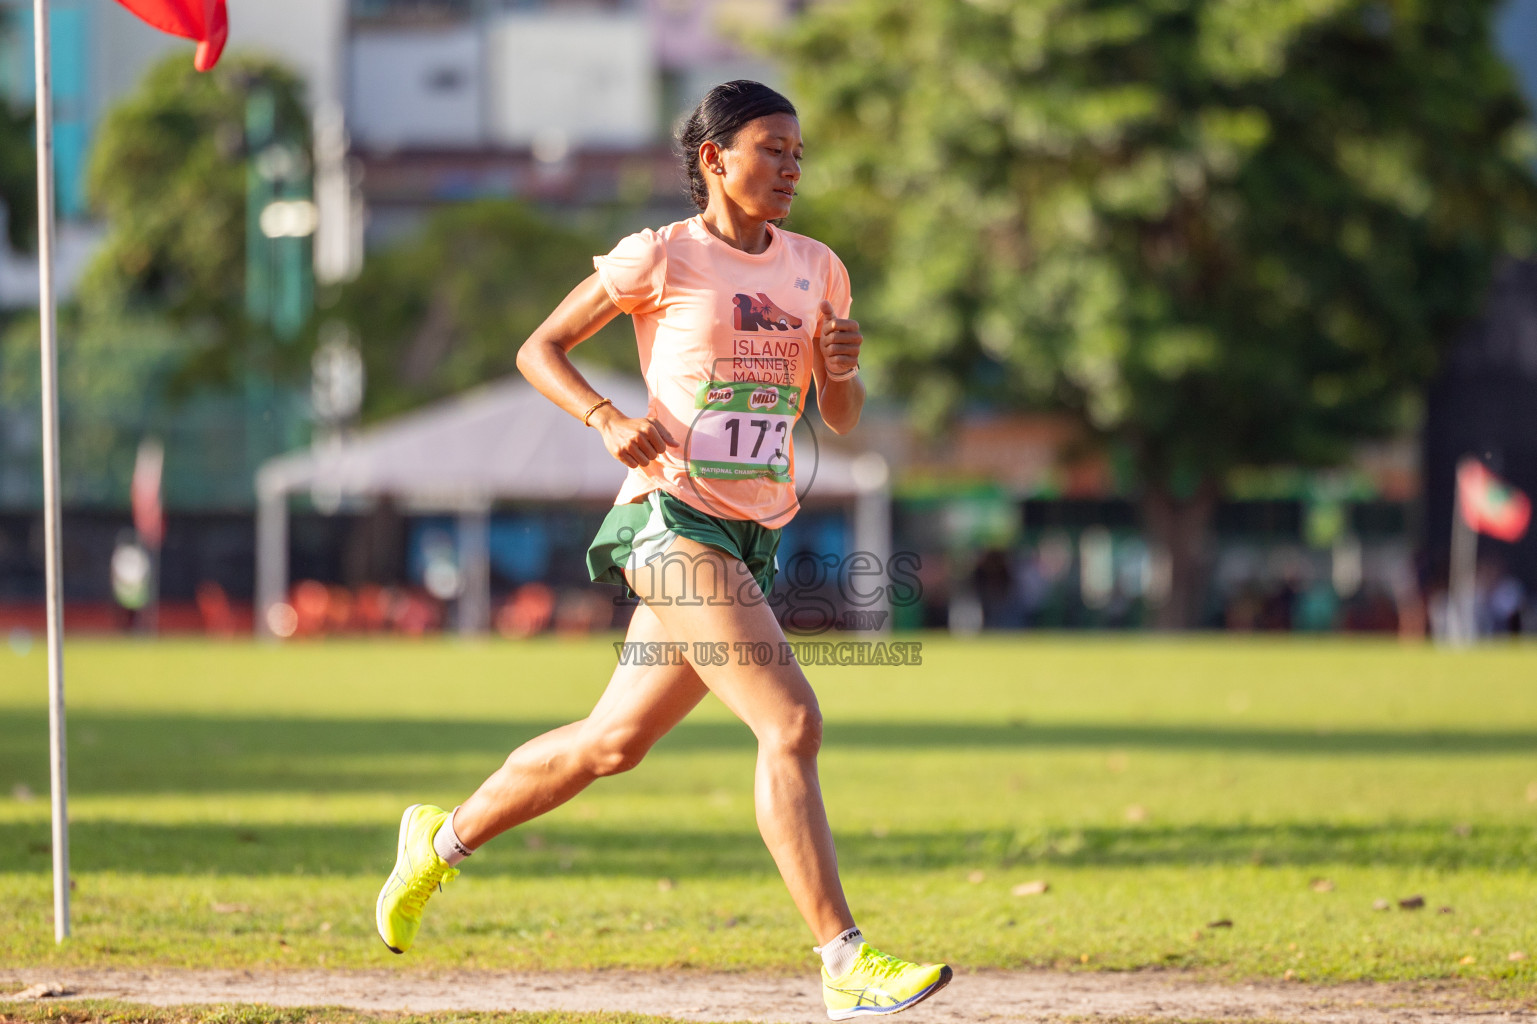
[595,408,676,468]
[816,299,862,379]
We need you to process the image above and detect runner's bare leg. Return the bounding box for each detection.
[452,602,708,845]
[625,535,856,945]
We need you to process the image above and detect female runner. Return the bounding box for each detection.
[376,80,951,1020]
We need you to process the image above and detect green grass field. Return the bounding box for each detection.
[3,635,1536,990]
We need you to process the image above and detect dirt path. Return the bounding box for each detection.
[4,968,1536,1023]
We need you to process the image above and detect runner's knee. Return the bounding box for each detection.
[760,702,822,760]
[579,725,652,777]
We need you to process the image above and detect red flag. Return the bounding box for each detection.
[114,0,228,72]
[131,439,165,551]
[1457,458,1531,543]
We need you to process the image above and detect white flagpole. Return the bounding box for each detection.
[1448,459,1479,648]
[33,0,70,943]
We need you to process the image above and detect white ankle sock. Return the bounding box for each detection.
[815,926,864,978]
[432,806,473,865]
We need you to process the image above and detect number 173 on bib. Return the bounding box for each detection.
[687,380,800,482]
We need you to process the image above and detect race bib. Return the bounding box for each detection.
[687,380,800,482]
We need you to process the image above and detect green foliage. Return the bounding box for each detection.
[0,53,316,509]
[80,52,309,378]
[327,201,634,419]
[0,102,36,252]
[0,309,184,505]
[0,310,277,508]
[785,0,1537,487]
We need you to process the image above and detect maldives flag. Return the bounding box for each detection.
[131,438,164,551]
[1457,458,1532,543]
[114,0,228,72]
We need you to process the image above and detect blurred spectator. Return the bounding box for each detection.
[554,589,613,635]
[195,581,235,638]
[354,585,393,632]
[1224,584,1263,631]
[292,580,331,636]
[1488,574,1525,635]
[1013,549,1050,626]
[496,583,556,638]
[971,548,1023,628]
[1100,582,1138,630]
[392,590,441,636]
[1343,586,1399,633]
[1394,583,1426,641]
[1294,580,1339,632]
[915,551,952,629]
[326,585,356,633]
[1257,572,1300,631]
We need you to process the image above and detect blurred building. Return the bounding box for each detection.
[342,0,789,240]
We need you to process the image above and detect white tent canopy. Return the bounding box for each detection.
[255,367,892,635]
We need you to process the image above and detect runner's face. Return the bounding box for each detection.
[715,114,802,221]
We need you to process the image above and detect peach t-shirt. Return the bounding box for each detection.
[593,216,852,528]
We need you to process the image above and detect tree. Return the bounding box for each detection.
[784,0,1537,626]
[327,200,635,420]
[0,54,313,508]
[80,52,311,386]
[0,103,36,252]
[0,309,184,505]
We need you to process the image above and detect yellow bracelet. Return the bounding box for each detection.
[582,397,612,426]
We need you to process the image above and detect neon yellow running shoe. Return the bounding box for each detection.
[375,803,459,954]
[822,943,953,1020]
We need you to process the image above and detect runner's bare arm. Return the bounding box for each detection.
[516,272,677,469]
[812,299,866,435]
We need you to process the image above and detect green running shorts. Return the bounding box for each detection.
[587,489,781,600]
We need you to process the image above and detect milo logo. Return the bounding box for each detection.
[750,388,779,410]
[707,386,735,404]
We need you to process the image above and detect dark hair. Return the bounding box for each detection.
[676,80,797,211]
